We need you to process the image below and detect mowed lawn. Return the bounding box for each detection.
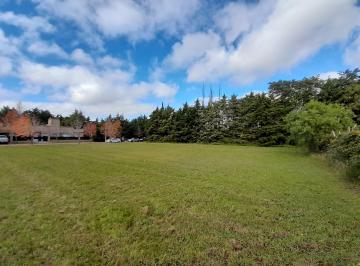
[1,143,360,265]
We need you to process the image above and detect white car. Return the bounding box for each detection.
[106,138,121,143]
[0,135,9,144]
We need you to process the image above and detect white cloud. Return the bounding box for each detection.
[34,0,201,42]
[0,56,13,76]
[187,47,228,82]
[149,66,165,81]
[20,85,42,95]
[162,0,360,84]
[318,71,341,80]
[344,35,360,68]
[28,41,68,58]
[0,13,64,69]
[34,0,91,28]
[134,81,178,99]
[70,49,124,69]
[95,0,146,38]
[16,60,178,117]
[18,61,126,104]
[0,29,21,56]
[152,82,178,99]
[223,0,360,84]
[34,0,105,49]
[143,0,201,37]
[214,1,276,45]
[70,48,94,65]
[0,85,18,99]
[97,55,122,68]
[0,11,54,33]
[0,29,21,76]
[164,31,222,69]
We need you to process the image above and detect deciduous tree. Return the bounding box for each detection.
[102,118,122,141]
[286,101,354,152]
[3,109,19,142]
[84,122,97,139]
[11,115,38,143]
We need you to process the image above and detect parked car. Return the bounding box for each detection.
[106,138,121,143]
[0,135,9,144]
[127,137,145,142]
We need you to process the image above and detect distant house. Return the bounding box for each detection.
[0,117,84,141]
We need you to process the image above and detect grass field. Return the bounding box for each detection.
[1,143,360,265]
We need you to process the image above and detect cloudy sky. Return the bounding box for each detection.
[0,0,359,118]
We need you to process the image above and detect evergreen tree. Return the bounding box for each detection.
[269,77,321,111]
[135,69,359,145]
[0,106,11,118]
[318,70,360,123]
[147,107,161,141]
[23,108,53,125]
[198,99,224,143]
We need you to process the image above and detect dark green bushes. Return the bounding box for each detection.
[328,130,360,179]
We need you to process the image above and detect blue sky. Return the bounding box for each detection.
[0,0,359,118]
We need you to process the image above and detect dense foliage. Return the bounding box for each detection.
[328,130,360,179]
[57,109,88,128]
[286,101,354,152]
[23,108,53,125]
[144,69,359,146]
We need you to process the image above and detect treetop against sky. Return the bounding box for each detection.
[0,0,359,119]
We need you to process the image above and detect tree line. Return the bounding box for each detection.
[146,70,359,145]
[1,69,359,144]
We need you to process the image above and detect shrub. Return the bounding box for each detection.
[286,101,354,152]
[328,130,360,179]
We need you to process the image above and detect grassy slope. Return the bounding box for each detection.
[0,143,359,265]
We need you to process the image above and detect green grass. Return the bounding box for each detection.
[1,143,360,265]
